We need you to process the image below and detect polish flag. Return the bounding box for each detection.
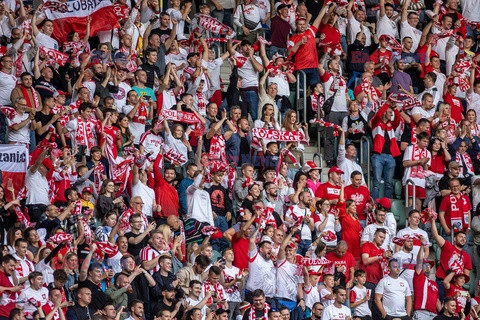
[44,0,120,43]
[0,144,29,202]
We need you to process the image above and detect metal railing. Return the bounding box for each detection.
[359,136,371,190]
[295,70,307,125]
[405,178,416,226]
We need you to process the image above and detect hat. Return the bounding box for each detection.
[161,284,176,291]
[42,158,54,171]
[328,166,344,174]
[215,309,230,316]
[187,52,199,59]
[259,235,273,244]
[452,273,470,283]
[56,90,68,96]
[296,15,307,21]
[302,160,321,173]
[423,259,435,268]
[275,3,291,11]
[448,161,461,169]
[376,197,391,210]
[210,161,227,174]
[82,186,93,194]
[379,34,388,41]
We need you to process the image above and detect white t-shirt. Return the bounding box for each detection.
[166,8,186,40]
[119,104,146,144]
[285,205,313,241]
[207,58,224,91]
[400,20,422,53]
[361,223,391,251]
[223,265,243,303]
[467,91,480,125]
[132,182,155,217]
[0,71,17,106]
[402,145,431,188]
[275,258,300,301]
[234,52,262,88]
[376,14,399,39]
[396,226,430,257]
[25,170,49,205]
[348,16,371,47]
[17,286,49,318]
[417,86,441,109]
[461,0,480,22]
[165,132,188,161]
[350,286,371,316]
[111,81,132,111]
[392,250,416,291]
[139,131,164,157]
[36,32,59,50]
[165,48,188,70]
[7,112,30,143]
[246,247,276,298]
[375,275,411,316]
[321,304,352,320]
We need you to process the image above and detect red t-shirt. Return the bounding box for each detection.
[318,23,341,53]
[413,271,439,313]
[315,182,340,202]
[439,194,472,231]
[288,26,319,71]
[430,153,447,175]
[369,49,392,76]
[359,242,384,284]
[232,233,249,270]
[337,202,363,259]
[443,92,463,123]
[325,250,357,282]
[446,283,467,314]
[0,271,17,317]
[344,185,370,220]
[435,241,472,279]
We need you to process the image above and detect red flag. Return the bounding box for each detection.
[44,0,120,43]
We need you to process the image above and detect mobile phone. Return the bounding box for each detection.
[144,95,151,100]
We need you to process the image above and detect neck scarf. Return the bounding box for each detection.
[360,78,379,111]
[20,85,40,110]
[204,280,224,305]
[209,134,227,164]
[195,91,207,116]
[75,116,97,149]
[93,162,105,194]
[409,144,428,179]
[249,303,270,320]
[456,152,474,175]
[310,93,324,113]
[449,193,470,231]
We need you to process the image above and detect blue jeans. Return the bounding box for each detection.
[371,153,396,200]
[269,46,287,60]
[244,90,259,120]
[297,240,312,256]
[211,8,233,28]
[296,68,320,89]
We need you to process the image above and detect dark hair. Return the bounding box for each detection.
[417,131,430,142]
[209,266,222,275]
[374,228,387,235]
[20,72,33,80]
[354,269,366,277]
[28,271,43,282]
[252,289,265,298]
[292,171,308,190]
[189,279,202,288]
[195,254,211,268]
[408,209,420,217]
[314,241,327,256]
[129,213,142,223]
[333,286,346,294]
[129,299,144,310]
[350,170,362,178]
[23,227,36,241]
[185,308,202,320]
[14,238,27,248]
[64,187,77,201]
[145,48,158,57]
[53,269,68,282]
[428,136,445,156]
[79,102,94,113]
[425,72,437,83]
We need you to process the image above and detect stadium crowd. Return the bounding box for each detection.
[2,0,480,319]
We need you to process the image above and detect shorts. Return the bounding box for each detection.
[406,185,426,199]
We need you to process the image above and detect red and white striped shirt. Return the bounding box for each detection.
[371,103,401,157]
[139,245,168,274]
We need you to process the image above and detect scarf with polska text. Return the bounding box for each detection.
[20,85,40,110]
[388,93,422,111]
[360,77,379,111]
[40,47,69,66]
[310,93,324,113]
[251,128,306,142]
[448,193,470,231]
[163,144,187,165]
[249,303,270,320]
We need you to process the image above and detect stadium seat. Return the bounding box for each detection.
[390,199,406,229]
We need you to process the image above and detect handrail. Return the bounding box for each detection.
[405,178,416,226]
[359,136,371,190]
[313,153,322,171]
[295,70,307,125]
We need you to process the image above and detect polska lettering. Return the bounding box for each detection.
[45,0,105,13]
[252,128,306,142]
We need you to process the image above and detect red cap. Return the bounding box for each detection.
[82,186,93,194]
[376,197,391,209]
[302,160,321,173]
[308,269,321,276]
[57,90,68,96]
[328,166,344,174]
[41,158,54,171]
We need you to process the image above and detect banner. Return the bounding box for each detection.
[44,0,120,43]
[195,14,235,38]
[252,128,306,142]
[0,144,29,201]
[40,47,69,66]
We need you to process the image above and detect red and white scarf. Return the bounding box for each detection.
[360,78,379,111]
[119,46,138,72]
[93,162,105,194]
[310,93,324,113]
[20,85,40,110]
[209,134,227,164]
[222,270,240,294]
[203,280,225,305]
[456,152,474,176]
[75,117,99,149]
[449,193,470,231]
[249,303,270,320]
[410,144,428,179]
[195,91,207,116]
[309,118,342,136]
[132,103,148,124]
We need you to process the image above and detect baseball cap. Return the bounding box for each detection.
[302,160,321,173]
[328,166,344,174]
[161,284,176,291]
[376,197,391,210]
[82,186,93,194]
[275,3,291,11]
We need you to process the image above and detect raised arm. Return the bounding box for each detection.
[430,213,445,248]
[401,0,411,23]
